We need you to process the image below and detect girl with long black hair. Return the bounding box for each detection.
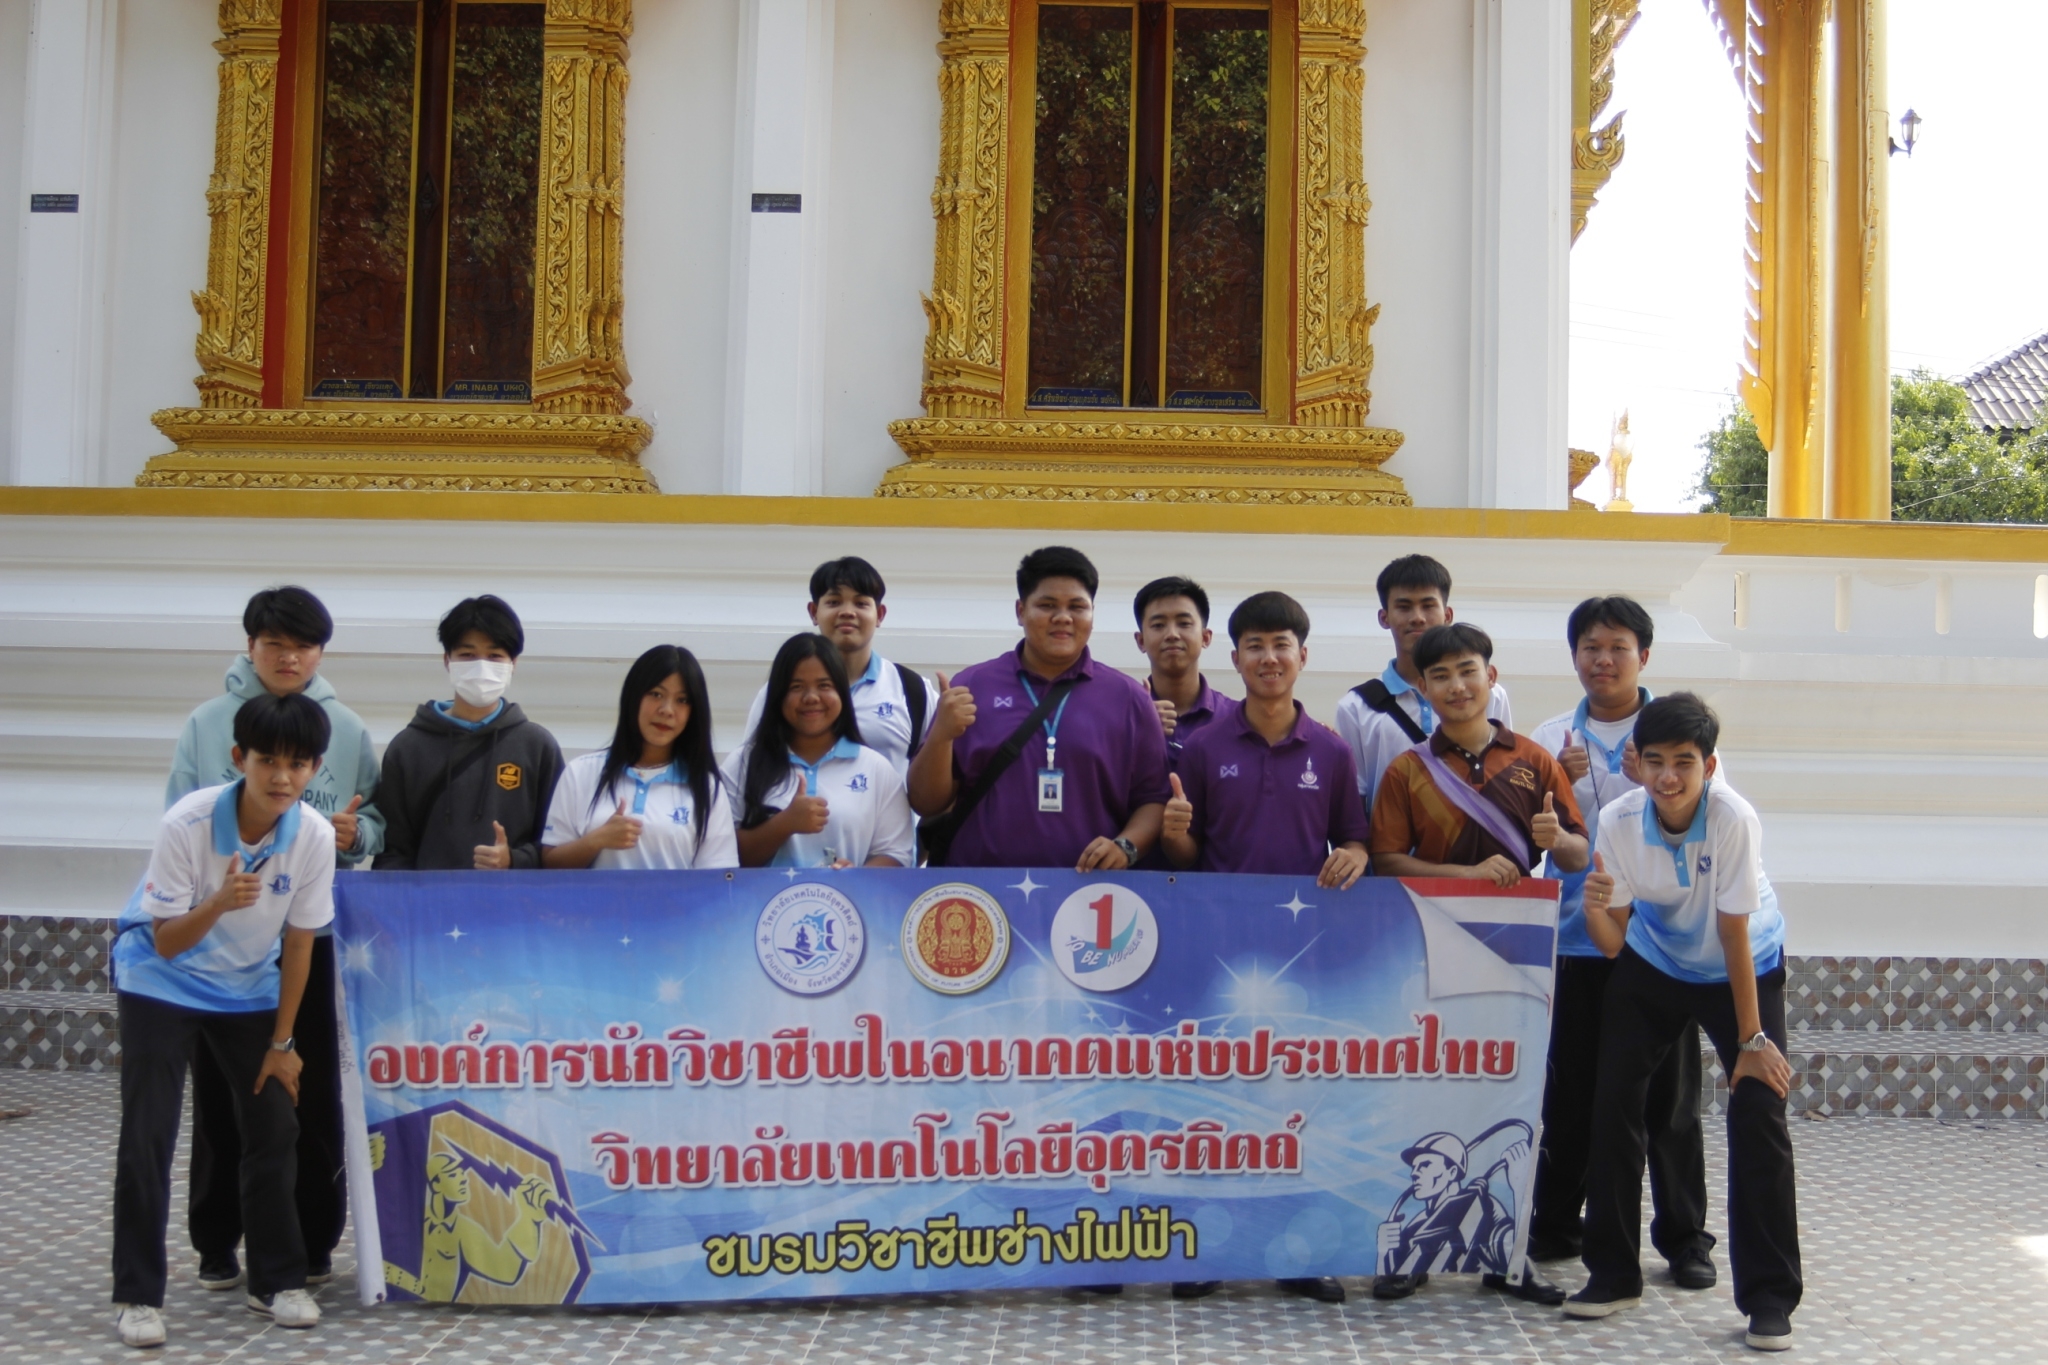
[722,634,916,868]
[541,645,738,869]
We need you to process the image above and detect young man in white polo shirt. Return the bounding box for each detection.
[1526,597,1712,1287]
[743,557,939,776]
[1335,555,1512,812]
[1569,692,1800,1353]
[110,693,337,1347]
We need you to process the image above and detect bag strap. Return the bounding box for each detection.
[895,661,930,759]
[920,676,1077,863]
[410,734,499,830]
[1356,678,1429,745]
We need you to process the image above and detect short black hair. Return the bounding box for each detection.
[1566,595,1655,651]
[1633,691,1720,758]
[243,586,333,648]
[1413,622,1493,674]
[809,556,887,604]
[232,691,330,762]
[1376,554,1454,608]
[1017,546,1099,601]
[1133,576,1210,625]
[1227,590,1311,645]
[438,595,525,658]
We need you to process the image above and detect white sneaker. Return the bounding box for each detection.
[116,1304,166,1348]
[246,1288,320,1329]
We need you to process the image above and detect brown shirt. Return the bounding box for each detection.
[1369,722,1586,873]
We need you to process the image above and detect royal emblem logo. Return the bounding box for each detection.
[496,763,522,791]
[900,883,1011,995]
[755,884,866,995]
[1298,757,1320,789]
[1050,883,1159,992]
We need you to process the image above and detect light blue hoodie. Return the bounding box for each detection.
[166,655,385,870]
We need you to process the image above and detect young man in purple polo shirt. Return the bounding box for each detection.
[1132,576,1238,761]
[1158,592,1366,1308]
[909,545,1169,873]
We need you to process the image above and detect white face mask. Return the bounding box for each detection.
[448,658,513,709]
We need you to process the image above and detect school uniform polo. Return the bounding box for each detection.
[1596,782,1785,983]
[1177,703,1367,875]
[543,751,740,870]
[743,651,939,776]
[113,782,337,1013]
[720,738,917,867]
[1335,660,1514,806]
[1158,675,1239,775]
[941,644,1172,869]
[1529,691,1652,958]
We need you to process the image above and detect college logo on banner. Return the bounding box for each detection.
[900,883,1010,995]
[755,883,866,995]
[1050,882,1158,991]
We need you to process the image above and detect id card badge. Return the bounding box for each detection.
[1037,767,1065,813]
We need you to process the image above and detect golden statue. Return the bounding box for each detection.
[1603,411,1635,513]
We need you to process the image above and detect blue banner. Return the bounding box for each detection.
[335,870,1557,1306]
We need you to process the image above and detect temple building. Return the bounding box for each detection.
[5,3,2048,1113]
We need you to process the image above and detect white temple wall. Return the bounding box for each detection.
[0,0,32,454]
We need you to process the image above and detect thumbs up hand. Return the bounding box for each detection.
[1162,773,1193,840]
[333,794,364,852]
[933,671,977,742]
[213,853,263,912]
[474,820,512,870]
[1557,731,1590,783]
[594,798,645,851]
[1584,852,1615,915]
[1531,791,1562,850]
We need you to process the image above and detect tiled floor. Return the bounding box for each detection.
[4,1072,2046,1362]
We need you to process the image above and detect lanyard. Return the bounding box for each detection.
[626,762,683,815]
[1571,690,1650,829]
[1018,676,1075,770]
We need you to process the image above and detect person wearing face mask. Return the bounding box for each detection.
[723,635,916,869]
[541,645,739,870]
[376,595,563,871]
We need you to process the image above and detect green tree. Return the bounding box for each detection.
[1692,372,2048,522]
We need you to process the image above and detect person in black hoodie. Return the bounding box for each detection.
[376,596,563,870]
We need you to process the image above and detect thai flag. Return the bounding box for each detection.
[1399,879,1560,1003]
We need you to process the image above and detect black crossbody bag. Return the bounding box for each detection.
[1353,678,1429,745]
[918,678,1076,866]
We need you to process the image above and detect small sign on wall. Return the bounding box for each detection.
[30,194,79,213]
[751,193,801,213]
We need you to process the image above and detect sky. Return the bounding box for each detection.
[1567,0,2048,514]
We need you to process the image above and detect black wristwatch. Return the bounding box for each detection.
[1111,836,1140,865]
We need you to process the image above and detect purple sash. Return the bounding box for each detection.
[1411,742,1534,870]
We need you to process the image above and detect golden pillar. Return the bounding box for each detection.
[191,1,283,412]
[532,0,634,416]
[1823,0,1890,520]
[1713,0,1889,520]
[1294,0,1374,427]
[920,0,1010,420]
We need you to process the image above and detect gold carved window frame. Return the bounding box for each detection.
[142,0,655,493]
[880,0,1409,507]
[1001,0,1295,423]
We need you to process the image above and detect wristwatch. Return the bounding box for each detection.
[271,1037,296,1054]
[1739,1031,1770,1053]
[1111,836,1140,865]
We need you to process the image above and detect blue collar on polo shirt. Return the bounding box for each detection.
[1381,660,1435,732]
[210,779,301,863]
[625,761,687,815]
[790,737,863,795]
[853,652,884,691]
[434,699,505,731]
[1573,687,1653,774]
[1640,780,1711,887]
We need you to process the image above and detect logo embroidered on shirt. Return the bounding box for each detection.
[496,763,522,791]
[667,805,689,825]
[993,695,1016,709]
[1219,764,1240,778]
[875,702,895,718]
[268,873,293,896]
[848,773,870,793]
[1298,758,1320,789]
[1696,854,1713,873]
[1506,765,1537,792]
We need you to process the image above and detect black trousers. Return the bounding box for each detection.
[189,935,346,1265]
[1533,952,1711,1260]
[1582,947,1802,1316]
[113,992,307,1307]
